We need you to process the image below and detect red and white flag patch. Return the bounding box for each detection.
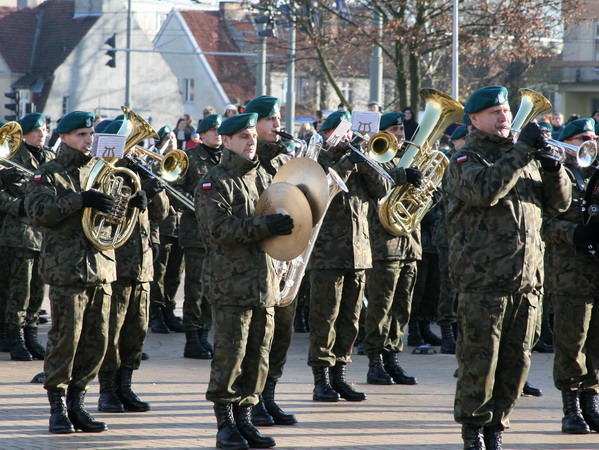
[201,182,212,190]
[33,174,43,182]
[456,155,468,164]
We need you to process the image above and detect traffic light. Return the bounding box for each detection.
[4,91,20,121]
[105,33,116,68]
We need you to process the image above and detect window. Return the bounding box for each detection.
[183,78,195,103]
[62,96,70,115]
[340,81,352,104]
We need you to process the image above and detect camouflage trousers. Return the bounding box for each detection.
[454,291,540,428]
[553,294,599,393]
[364,259,417,355]
[308,269,365,367]
[206,305,274,406]
[150,235,184,311]
[101,280,150,372]
[0,245,9,324]
[411,252,440,323]
[268,298,296,381]
[436,244,457,326]
[5,247,45,330]
[183,247,212,332]
[44,284,111,391]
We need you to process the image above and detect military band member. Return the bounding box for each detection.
[308,111,391,402]
[243,95,297,426]
[543,118,599,434]
[197,113,292,449]
[0,113,53,361]
[96,120,169,414]
[364,111,422,385]
[444,86,571,448]
[25,111,117,434]
[175,114,223,359]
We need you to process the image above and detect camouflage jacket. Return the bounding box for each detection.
[0,143,55,251]
[444,129,571,294]
[115,188,169,282]
[175,143,221,250]
[309,143,391,270]
[24,144,116,287]
[196,148,279,308]
[156,208,180,238]
[256,140,292,176]
[542,166,598,296]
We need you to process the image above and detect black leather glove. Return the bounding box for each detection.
[142,177,165,199]
[265,213,294,236]
[405,168,424,188]
[518,122,544,149]
[81,190,115,214]
[573,223,599,250]
[151,243,160,263]
[129,190,148,211]
[347,150,365,165]
[0,167,27,186]
[538,148,561,173]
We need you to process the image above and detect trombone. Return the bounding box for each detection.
[358,131,422,164]
[0,122,34,176]
[342,134,395,185]
[130,145,189,182]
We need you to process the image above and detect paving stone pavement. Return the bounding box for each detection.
[1,296,598,449]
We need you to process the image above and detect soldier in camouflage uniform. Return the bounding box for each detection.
[364,112,422,386]
[0,113,54,362]
[242,95,297,427]
[307,111,390,403]
[542,118,599,434]
[25,111,118,434]
[197,113,292,449]
[444,86,571,449]
[95,119,169,414]
[174,114,223,359]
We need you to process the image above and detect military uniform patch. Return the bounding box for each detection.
[456,156,468,164]
[202,182,212,190]
[33,174,43,182]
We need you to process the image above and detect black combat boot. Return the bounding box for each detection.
[419,320,442,346]
[116,367,150,412]
[263,378,297,425]
[47,389,75,434]
[184,330,211,359]
[250,395,274,426]
[66,387,108,432]
[561,389,590,434]
[580,389,599,432]
[233,404,276,448]
[312,366,340,402]
[461,423,485,450]
[213,403,249,449]
[366,353,393,385]
[149,305,169,334]
[330,362,366,402]
[440,324,456,354]
[23,326,45,360]
[163,307,184,332]
[383,351,418,385]
[293,305,308,333]
[533,338,553,353]
[483,424,503,450]
[522,381,542,397]
[97,371,125,412]
[0,322,10,352]
[198,329,214,356]
[407,320,425,346]
[8,326,32,361]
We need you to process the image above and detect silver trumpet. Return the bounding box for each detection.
[275,130,307,157]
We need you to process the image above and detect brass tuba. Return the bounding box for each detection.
[378,88,464,236]
[81,107,155,250]
[0,121,34,176]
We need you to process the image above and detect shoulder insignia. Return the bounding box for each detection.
[201,182,212,190]
[33,173,44,182]
[456,155,468,164]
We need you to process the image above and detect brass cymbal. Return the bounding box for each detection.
[256,182,313,261]
[272,157,328,226]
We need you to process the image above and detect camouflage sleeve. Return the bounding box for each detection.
[331,156,356,182]
[542,215,577,245]
[24,169,82,227]
[149,221,160,245]
[147,190,169,223]
[540,165,572,217]
[445,142,531,207]
[357,162,392,198]
[0,189,22,216]
[195,180,271,245]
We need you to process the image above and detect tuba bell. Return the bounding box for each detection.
[0,121,34,176]
[81,107,155,250]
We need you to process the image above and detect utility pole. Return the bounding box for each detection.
[369,10,383,107]
[125,0,132,107]
[256,23,267,97]
[451,0,459,100]
[285,25,296,133]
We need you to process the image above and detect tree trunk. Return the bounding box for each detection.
[409,50,420,111]
[396,40,407,110]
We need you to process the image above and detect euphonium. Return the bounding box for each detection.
[378,88,464,236]
[81,107,155,250]
[0,121,34,176]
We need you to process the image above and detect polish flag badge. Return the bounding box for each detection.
[456,155,468,164]
[201,182,212,190]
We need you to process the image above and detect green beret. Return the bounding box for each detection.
[244,95,281,118]
[380,112,405,131]
[56,111,95,134]
[197,114,222,134]
[320,110,351,132]
[450,125,468,140]
[18,113,46,134]
[559,118,596,141]
[538,121,553,133]
[463,113,472,126]
[103,120,124,135]
[95,119,113,133]
[114,114,125,121]
[464,86,509,114]
[217,112,258,136]
[157,125,172,140]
